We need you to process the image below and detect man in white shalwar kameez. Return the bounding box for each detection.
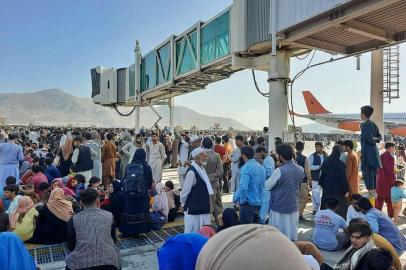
[181,148,213,233]
[177,133,190,188]
[265,143,304,241]
[146,133,166,183]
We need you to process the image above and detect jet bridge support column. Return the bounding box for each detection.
[169,97,175,132]
[268,50,290,152]
[134,41,142,132]
[370,49,384,135]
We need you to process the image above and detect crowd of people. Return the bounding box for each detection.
[0,105,406,270]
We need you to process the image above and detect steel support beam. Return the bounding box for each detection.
[296,37,347,54]
[341,20,395,43]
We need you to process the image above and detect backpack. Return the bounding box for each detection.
[123,163,146,197]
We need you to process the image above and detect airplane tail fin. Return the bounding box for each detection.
[302,91,331,114]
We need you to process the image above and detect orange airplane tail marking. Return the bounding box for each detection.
[302,91,331,114]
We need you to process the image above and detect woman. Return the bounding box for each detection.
[0,232,37,270]
[319,145,349,219]
[10,196,39,241]
[51,178,75,196]
[195,224,311,270]
[151,182,169,230]
[30,188,73,244]
[216,207,239,232]
[57,132,73,177]
[119,148,153,236]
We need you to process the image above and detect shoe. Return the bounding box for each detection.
[299,215,306,221]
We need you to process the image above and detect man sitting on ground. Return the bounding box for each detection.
[312,196,350,251]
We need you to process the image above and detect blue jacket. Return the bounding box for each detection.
[45,165,61,183]
[233,159,265,206]
[360,120,382,170]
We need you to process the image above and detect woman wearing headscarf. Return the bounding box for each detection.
[119,148,153,236]
[57,132,73,177]
[158,233,208,270]
[51,178,75,196]
[196,224,311,270]
[216,207,239,233]
[0,232,37,270]
[319,145,350,219]
[100,179,125,226]
[29,188,73,244]
[10,196,39,241]
[151,182,169,229]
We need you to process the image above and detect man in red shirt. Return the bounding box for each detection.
[214,137,225,161]
[376,142,396,217]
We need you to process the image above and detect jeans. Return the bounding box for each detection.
[240,204,260,224]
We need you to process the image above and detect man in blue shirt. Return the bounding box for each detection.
[357,197,406,253]
[233,146,265,224]
[44,157,61,184]
[313,197,349,251]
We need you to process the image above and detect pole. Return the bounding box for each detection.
[370,49,384,135]
[268,50,290,152]
[169,97,175,132]
[134,41,142,131]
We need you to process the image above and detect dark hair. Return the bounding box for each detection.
[38,182,50,192]
[354,248,392,270]
[241,146,254,160]
[356,197,373,212]
[106,133,113,140]
[222,135,229,143]
[350,194,363,201]
[80,188,99,206]
[394,180,405,187]
[73,135,83,143]
[360,105,374,118]
[256,136,265,146]
[44,158,53,166]
[235,135,244,142]
[315,141,324,147]
[255,146,267,154]
[263,127,268,133]
[202,137,213,149]
[384,142,396,149]
[5,176,17,185]
[276,143,294,161]
[85,132,92,140]
[74,174,86,184]
[165,180,174,190]
[32,164,44,173]
[343,140,354,150]
[295,141,305,152]
[8,134,18,140]
[248,140,255,147]
[325,196,339,209]
[3,184,19,193]
[88,176,101,187]
[348,219,372,237]
[215,137,222,144]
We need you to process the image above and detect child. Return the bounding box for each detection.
[165,181,179,222]
[88,176,104,202]
[346,194,365,224]
[19,184,40,205]
[391,179,406,224]
[69,174,86,200]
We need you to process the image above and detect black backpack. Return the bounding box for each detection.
[123,163,146,197]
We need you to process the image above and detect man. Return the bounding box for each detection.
[72,135,95,185]
[214,136,225,161]
[295,141,312,221]
[335,219,402,270]
[312,196,349,251]
[44,157,61,183]
[263,126,269,150]
[222,135,233,193]
[230,135,244,193]
[376,142,396,218]
[65,188,120,270]
[343,140,359,197]
[180,148,213,233]
[266,143,303,241]
[29,164,48,193]
[3,184,21,215]
[202,137,223,225]
[101,133,117,187]
[255,146,275,224]
[357,197,406,253]
[360,105,382,198]
[122,133,146,162]
[146,132,166,183]
[85,131,102,179]
[233,146,265,224]
[253,136,266,155]
[0,134,24,191]
[308,141,327,215]
[177,133,190,188]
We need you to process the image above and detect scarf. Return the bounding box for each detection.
[62,135,73,161]
[198,226,216,238]
[0,232,37,270]
[47,188,73,222]
[10,196,34,229]
[153,183,169,217]
[191,161,213,195]
[334,239,376,270]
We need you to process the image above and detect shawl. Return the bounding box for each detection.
[198,226,216,238]
[9,196,34,229]
[191,161,213,195]
[152,183,169,217]
[47,188,73,222]
[62,134,73,161]
[334,239,376,270]
[0,232,36,270]
[196,224,310,270]
[51,178,75,196]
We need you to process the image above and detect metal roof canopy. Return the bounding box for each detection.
[274,0,406,55]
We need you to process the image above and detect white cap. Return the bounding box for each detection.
[191,147,205,158]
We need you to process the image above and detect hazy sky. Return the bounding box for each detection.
[1,0,405,129]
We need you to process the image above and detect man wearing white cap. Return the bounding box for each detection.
[180,147,213,233]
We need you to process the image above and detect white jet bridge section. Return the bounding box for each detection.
[91,0,406,148]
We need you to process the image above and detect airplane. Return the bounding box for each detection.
[293,91,406,137]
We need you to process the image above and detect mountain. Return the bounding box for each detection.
[0,89,250,130]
